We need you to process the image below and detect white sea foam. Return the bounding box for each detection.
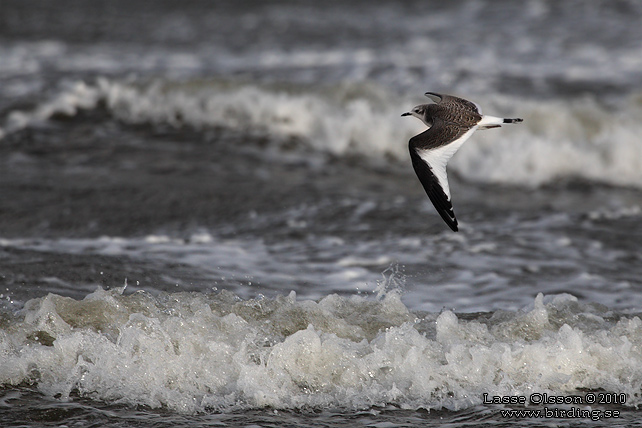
[2,78,642,188]
[1,290,640,413]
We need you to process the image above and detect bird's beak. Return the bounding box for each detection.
[401,112,411,117]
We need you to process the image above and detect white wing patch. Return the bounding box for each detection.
[417,127,477,200]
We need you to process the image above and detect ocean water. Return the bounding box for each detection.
[1,0,642,426]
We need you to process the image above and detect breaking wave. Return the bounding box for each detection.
[2,78,642,188]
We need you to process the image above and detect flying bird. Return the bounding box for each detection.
[402,92,523,232]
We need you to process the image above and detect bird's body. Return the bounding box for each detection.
[402,92,523,231]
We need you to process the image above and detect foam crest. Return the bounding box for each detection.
[1,290,641,413]
[2,81,103,135]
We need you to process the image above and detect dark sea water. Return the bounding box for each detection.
[2,1,642,426]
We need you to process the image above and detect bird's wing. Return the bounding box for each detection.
[409,120,478,232]
[425,92,482,114]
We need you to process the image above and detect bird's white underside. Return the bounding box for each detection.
[417,126,478,200]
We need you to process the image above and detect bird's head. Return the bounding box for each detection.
[401,104,432,126]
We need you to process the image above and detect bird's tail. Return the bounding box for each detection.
[503,118,523,124]
[478,115,523,130]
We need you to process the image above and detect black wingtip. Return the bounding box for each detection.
[428,192,459,232]
[442,214,459,232]
[503,118,523,124]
